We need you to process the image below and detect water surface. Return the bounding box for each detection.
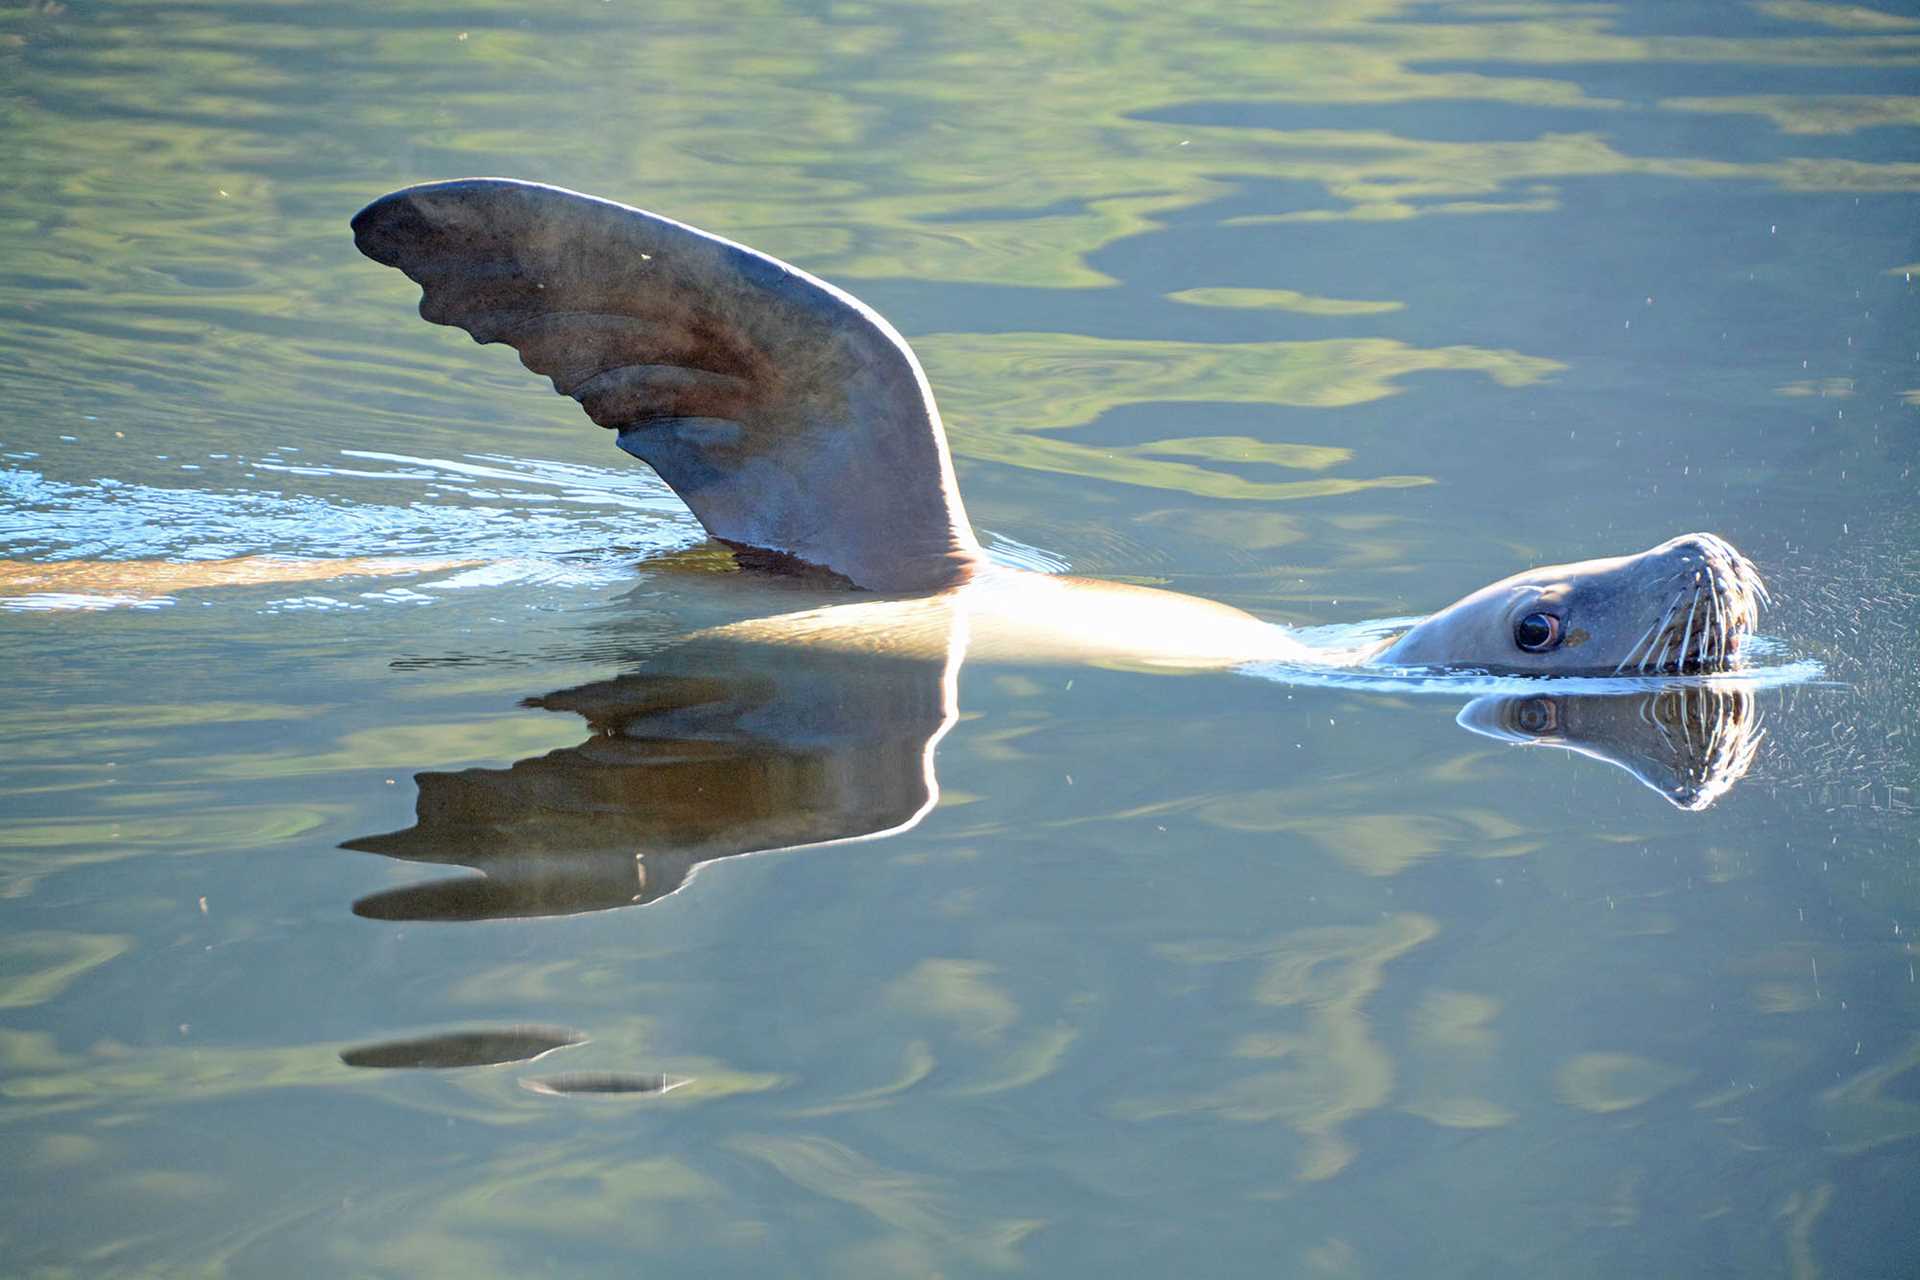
[2,1,1917,1275]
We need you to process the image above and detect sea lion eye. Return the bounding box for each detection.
[1514,612,1562,653]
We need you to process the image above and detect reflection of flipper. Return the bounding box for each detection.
[1457,686,1763,810]
[353,179,979,592]
[344,627,964,921]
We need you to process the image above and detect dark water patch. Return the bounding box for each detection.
[1141,94,1920,166]
[1411,60,1920,108]
[339,1026,586,1069]
[1138,99,1629,144]
[1395,0,1918,39]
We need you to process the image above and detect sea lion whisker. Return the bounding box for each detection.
[1710,582,1728,666]
[1655,623,1684,674]
[1614,634,1646,676]
[1705,585,1725,667]
[1641,590,1687,673]
[1635,624,1663,675]
[1680,585,1703,674]
[1620,589,1681,674]
[1617,629,1652,675]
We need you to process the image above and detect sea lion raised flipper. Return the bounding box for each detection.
[352,179,980,592]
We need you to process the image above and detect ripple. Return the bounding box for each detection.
[0,451,701,612]
[519,1073,688,1097]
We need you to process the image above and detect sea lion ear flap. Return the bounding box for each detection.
[352,178,980,592]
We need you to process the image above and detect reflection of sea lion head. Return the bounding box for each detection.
[1379,533,1767,676]
[1458,685,1764,810]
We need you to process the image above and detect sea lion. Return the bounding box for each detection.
[352,178,1766,677]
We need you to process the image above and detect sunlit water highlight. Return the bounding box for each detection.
[0,450,699,609]
[1,453,1097,613]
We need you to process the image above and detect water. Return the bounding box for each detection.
[3,1,1917,1274]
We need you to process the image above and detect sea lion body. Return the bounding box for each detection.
[705,564,1315,670]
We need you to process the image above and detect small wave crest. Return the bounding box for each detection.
[1,450,701,612]
[981,529,1073,575]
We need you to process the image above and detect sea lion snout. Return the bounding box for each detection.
[1646,532,1763,588]
[1621,532,1767,674]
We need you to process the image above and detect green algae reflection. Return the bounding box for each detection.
[728,1134,1042,1273]
[0,932,130,1010]
[920,332,1560,500]
[1128,913,1436,1182]
[7,0,1919,476]
[1169,287,1405,316]
[1553,1052,1695,1114]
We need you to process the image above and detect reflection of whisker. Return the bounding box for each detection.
[1673,686,1765,811]
[1640,691,1675,756]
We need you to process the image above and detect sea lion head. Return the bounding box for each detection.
[1377,533,1767,676]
